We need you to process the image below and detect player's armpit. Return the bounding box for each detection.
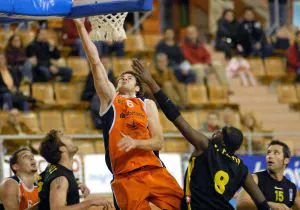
[173,115,209,152]
[0,179,19,210]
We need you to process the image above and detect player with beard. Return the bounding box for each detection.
[132,58,270,210]
[38,130,112,210]
[0,147,39,210]
[237,140,300,210]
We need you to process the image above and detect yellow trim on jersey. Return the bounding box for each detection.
[185,157,196,210]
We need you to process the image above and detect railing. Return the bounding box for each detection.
[0,132,300,180]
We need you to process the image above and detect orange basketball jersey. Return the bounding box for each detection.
[5,176,39,210]
[100,95,163,174]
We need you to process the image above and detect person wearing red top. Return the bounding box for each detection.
[286,31,300,83]
[180,25,228,86]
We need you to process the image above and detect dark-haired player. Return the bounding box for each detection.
[38,129,112,210]
[0,147,39,210]
[74,18,183,210]
[237,140,300,210]
[133,58,270,210]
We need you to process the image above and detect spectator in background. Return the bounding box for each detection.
[173,60,197,85]
[268,0,288,30]
[215,9,239,59]
[287,31,300,83]
[155,28,185,68]
[200,111,221,133]
[226,49,257,87]
[5,34,37,84]
[241,112,263,152]
[26,29,73,82]
[152,53,186,108]
[0,109,38,135]
[222,107,240,128]
[62,19,92,57]
[0,54,29,112]
[180,25,229,86]
[237,7,272,58]
[81,56,115,129]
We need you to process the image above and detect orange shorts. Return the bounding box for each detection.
[112,166,184,210]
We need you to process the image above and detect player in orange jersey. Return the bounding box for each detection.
[75,18,184,210]
[0,147,39,210]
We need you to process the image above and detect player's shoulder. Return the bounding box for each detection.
[283,176,297,189]
[0,177,19,193]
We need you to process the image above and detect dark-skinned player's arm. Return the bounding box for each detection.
[237,174,291,210]
[131,59,208,153]
[241,173,272,210]
[74,18,116,113]
[49,176,112,210]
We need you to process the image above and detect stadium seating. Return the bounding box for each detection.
[247,58,265,77]
[67,56,90,80]
[277,85,299,104]
[32,83,55,105]
[264,57,286,77]
[187,85,208,105]
[39,111,63,133]
[63,111,88,134]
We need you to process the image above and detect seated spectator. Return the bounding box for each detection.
[241,112,264,153]
[226,50,257,87]
[287,30,300,83]
[152,53,186,107]
[5,34,37,84]
[26,29,72,82]
[271,27,290,51]
[215,9,239,59]
[180,25,229,86]
[81,56,115,129]
[221,108,240,128]
[0,108,38,135]
[0,54,29,111]
[237,7,272,58]
[0,109,39,154]
[98,40,125,57]
[200,111,221,133]
[173,60,197,85]
[155,28,185,68]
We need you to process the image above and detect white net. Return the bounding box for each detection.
[88,12,128,42]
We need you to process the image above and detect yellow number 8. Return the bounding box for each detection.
[214,170,229,194]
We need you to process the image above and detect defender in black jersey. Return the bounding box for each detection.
[133,59,270,210]
[237,140,300,210]
[38,129,112,210]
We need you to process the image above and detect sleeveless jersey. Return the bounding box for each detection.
[256,170,297,208]
[0,176,39,210]
[38,164,79,210]
[100,95,163,174]
[182,141,249,210]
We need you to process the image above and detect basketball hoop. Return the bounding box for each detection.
[88,12,128,42]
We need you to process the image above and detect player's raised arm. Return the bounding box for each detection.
[132,59,209,152]
[74,18,116,111]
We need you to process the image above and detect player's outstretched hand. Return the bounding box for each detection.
[131,58,153,86]
[90,198,113,209]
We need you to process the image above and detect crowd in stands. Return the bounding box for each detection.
[0,5,300,154]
